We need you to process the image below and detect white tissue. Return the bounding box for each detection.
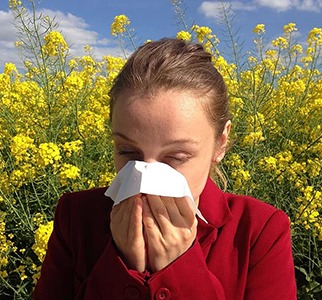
[104,160,207,223]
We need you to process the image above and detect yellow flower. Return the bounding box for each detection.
[15,41,23,48]
[290,44,303,55]
[0,270,8,278]
[42,31,68,57]
[98,172,116,187]
[307,27,322,46]
[242,131,265,146]
[190,25,218,49]
[14,265,28,281]
[306,158,320,178]
[259,156,278,171]
[231,169,251,188]
[33,213,44,227]
[0,212,13,275]
[110,14,130,36]
[176,30,192,41]
[103,55,126,82]
[283,23,297,34]
[10,134,36,164]
[64,71,85,92]
[8,0,22,9]
[308,211,319,223]
[78,110,106,138]
[9,164,36,188]
[37,143,61,167]
[84,44,93,53]
[248,56,257,64]
[68,59,78,69]
[59,163,81,186]
[32,221,54,262]
[272,37,288,49]
[265,49,278,58]
[80,55,96,67]
[4,63,18,76]
[253,24,265,34]
[62,140,83,158]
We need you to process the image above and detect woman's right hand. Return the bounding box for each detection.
[110,195,147,272]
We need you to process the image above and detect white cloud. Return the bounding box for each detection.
[199,0,322,15]
[230,1,257,10]
[0,10,21,68]
[254,0,298,11]
[0,8,123,72]
[254,0,322,11]
[0,11,16,42]
[297,0,322,11]
[199,1,256,21]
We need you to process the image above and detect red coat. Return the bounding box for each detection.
[34,178,297,299]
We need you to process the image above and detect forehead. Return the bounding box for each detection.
[111,89,215,141]
[112,89,206,119]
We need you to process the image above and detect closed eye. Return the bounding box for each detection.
[115,144,143,160]
[117,150,142,159]
[163,153,192,166]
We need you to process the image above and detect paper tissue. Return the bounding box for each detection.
[105,160,207,223]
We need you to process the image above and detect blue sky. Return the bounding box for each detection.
[0,0,321,70]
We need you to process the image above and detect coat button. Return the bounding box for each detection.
[155,287,171,299]
[124,285,141,300]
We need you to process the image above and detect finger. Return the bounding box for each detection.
[146,194,175,231]
[160,196,186,226]
[111,194,141,222]
[142,195,161,233]
[175,197,196,227]
[146,194,171,222]
[110,200,127,220]
[110,202,127,237]
[119,198,135,224]
[110,197,135,239]
[128,196,144,240]
[146,194,186,237]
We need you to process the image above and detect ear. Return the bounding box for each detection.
[213,120,231,164]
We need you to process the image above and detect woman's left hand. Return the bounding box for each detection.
[142,194,197,273]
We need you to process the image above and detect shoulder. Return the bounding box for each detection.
[224,192,291,247]
[225,192,289,226]
[226,192,281,219]
[54,187,114,230]
[200,178,289,229]
[57,187,112,210]
[48,188,114,276]
[200,178,290,244]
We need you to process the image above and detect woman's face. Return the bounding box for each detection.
[112,89,229,203]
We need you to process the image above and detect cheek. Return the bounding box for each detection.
[183,160,213,201]
[113,151,125,173]
[185,146,215,200]
[189,173,209,201]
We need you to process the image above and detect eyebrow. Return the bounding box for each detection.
[112,131,199,147]
[113,131,137,143]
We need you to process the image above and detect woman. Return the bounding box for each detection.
[34,38,297,299]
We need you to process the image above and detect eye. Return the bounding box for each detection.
[116,146,143,160]
[163,152,191,166]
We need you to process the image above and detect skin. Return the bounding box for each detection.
[110,89,230,273]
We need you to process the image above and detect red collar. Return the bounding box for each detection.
[196,178,233,253]
[198,177,233,228]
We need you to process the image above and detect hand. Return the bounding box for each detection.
[110,195,147,272]
[142,195,197,273]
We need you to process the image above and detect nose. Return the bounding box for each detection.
[143,157,159,163]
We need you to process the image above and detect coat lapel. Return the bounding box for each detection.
[196,178,233,257]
